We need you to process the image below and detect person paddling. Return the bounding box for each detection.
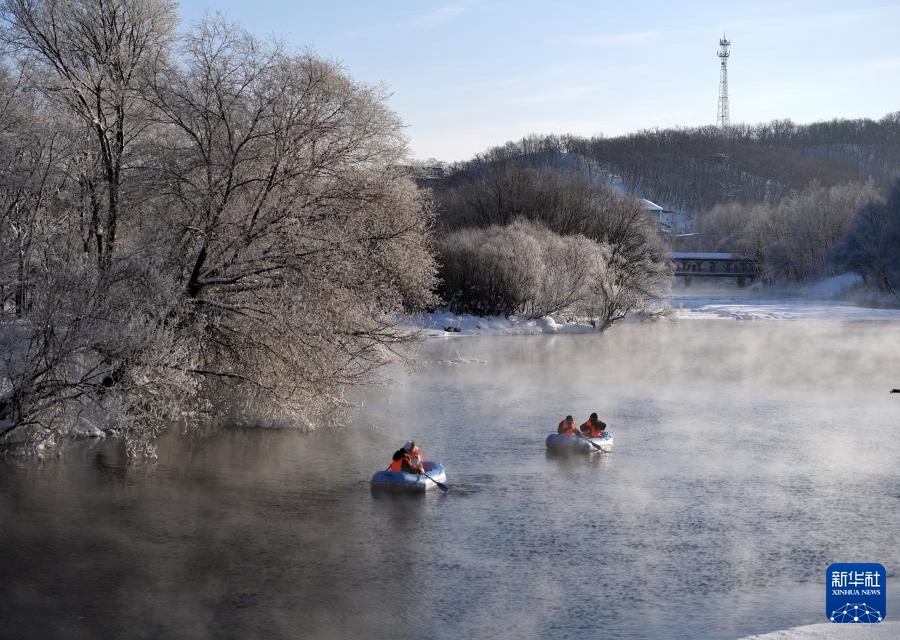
[557,415,578,435]
[389,441,424,474]
[580,412,607,437]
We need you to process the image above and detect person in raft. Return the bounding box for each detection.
[557,415,578,435]
[390,441,424,474]
[405,441,423,468]
[580,412,607,437]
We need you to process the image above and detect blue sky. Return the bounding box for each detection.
[176,1,900,163]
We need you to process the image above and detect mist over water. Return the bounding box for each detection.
[2,317,900,639]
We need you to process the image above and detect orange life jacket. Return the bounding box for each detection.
[389,448,421,473]
[389,448,409,472]
[558,419,577,435]
[580,418,606,437]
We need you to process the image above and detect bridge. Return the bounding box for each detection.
[670,252,759,286]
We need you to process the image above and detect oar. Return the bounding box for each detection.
[421,470,449,492]
[574,429,607,453]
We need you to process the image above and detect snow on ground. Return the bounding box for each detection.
[735,622,900,640]
[414,309,596,337]
[668,295,900,322]
[670,274,900,321]
[411,274,900,337]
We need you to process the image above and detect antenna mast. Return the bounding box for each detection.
[717,36,731,128]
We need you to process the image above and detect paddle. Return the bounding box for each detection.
[574,429,607,453]
[421,469,449,492]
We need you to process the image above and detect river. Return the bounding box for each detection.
[2,309,900,639]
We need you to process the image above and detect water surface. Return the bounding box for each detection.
[2,318,899,639]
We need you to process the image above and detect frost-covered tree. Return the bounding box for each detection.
[691,180,879,282]
[829,178,900,296]
[1,0,178,268]
[438,220,545,317]
[0,0,189,453]
[0,10,439,455]
[0,60,69,317]
[436,217,666,331]
[573,189,671,330]
[139,17,438,426]
[437,219,591,318]
[576,241,670,332]
[765,180,879,280]
[434,160,670,327]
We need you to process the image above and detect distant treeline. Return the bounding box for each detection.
[428,118,900,292]
[573,116,900,212]
[444,115,900,214]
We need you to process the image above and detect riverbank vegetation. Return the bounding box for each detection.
[0,0,437,455]
[432,164,671,330]
[830,178,900,295]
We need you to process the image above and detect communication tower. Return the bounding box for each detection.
[716,36,731,128]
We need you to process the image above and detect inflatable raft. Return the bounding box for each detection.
[545,432,614,454]
[370,461,447,492]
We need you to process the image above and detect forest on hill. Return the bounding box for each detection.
[571,115,900,213]
[442,114,900,213]
[427,115,900,291]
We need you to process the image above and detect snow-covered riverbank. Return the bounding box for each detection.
[736,621,900,640]
[412,274,900,336]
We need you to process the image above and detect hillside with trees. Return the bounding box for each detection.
[570,117,900,213]
[430,116,900,290]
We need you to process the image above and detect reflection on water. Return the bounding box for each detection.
[2,320,900,640]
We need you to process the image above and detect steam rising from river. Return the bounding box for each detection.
[3,313,900,639]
